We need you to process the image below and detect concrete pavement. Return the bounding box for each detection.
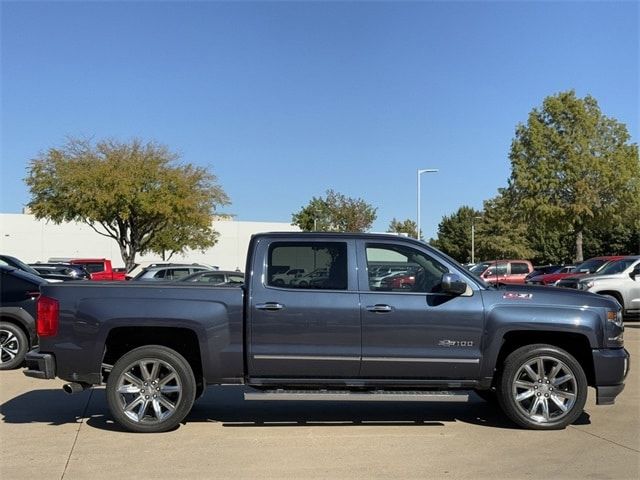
[2,327,639,480]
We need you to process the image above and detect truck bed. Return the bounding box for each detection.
[37,282,245,384]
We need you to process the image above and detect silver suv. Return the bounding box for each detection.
[558,256,640,318]
[132,264,212,281]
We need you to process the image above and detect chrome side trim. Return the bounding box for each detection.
[253,355,360,361]
[362,357,480,364]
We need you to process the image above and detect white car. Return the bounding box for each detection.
[271,268,306,286]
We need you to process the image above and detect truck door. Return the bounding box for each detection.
[248,238,361,378]
[357,240,484,380]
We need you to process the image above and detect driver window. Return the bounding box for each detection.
[366,244,448,293]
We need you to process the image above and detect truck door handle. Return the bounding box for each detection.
[366,304,393,313]
[256,302,284,311]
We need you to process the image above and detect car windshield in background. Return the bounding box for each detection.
[598,258,638,275]
[576,258,607,273]
[469,262,491,275]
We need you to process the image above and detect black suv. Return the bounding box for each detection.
[0,265,46,369]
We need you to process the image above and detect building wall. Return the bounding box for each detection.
[0,214,299,270]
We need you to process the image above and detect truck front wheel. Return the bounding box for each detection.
[106,345,196,433]
[497,344,587,430]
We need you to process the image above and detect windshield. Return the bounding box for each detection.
[4,256,41,276]
[598,258,638,275]
[470,262,491,274]
[575,258,607,274]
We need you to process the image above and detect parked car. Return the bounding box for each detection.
[64,258,127,281]
[289,268,329,287]
[556,256,640,318]
[0,255,66,282]
[470,260,533,285]
[30,263,91,280]
[180,270,244,285]
[126,261,219,280]
[0,265,46,369]
[270,268,306,286]
[524,265,564,282]
[132,265,212,281]
[368,266,415,289]
[526,256,625,286]
[380,271,416,290]
[25,232,628,433]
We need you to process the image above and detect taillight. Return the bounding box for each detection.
[37,296,59,337]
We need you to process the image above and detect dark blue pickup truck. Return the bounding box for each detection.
[25,233,629,432]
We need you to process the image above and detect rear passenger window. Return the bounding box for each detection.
[268,242,348,290]
[511,263,530,274]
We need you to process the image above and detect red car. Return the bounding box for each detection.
[469,260,533,285]
[525,256,626,286]
[69,258,126,281]
[380,272,416,290]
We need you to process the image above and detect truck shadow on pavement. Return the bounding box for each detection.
[1,385,591,432]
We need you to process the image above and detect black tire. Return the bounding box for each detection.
[0,322,29,370]
[298,281,308,287]
[106,345,196,433]
[496,344,587,430]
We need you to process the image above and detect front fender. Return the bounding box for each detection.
[480,304,603,378]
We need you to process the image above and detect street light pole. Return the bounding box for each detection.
[416,168,439,240]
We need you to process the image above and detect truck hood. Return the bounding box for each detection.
[486,283,617,310]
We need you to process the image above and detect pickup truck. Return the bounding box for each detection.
[557,256,640,318]
[69,258,126,281]
[25,233,629,433]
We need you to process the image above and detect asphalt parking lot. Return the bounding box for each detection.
[1,326,639,480]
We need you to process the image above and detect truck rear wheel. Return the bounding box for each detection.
[106,345,196,433]
[497,344,587,430]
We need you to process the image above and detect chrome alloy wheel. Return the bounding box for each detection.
[115,358,183,424]
[0,329,19,364]
[511,356,577,424]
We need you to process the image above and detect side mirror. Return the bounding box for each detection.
[441,273,468,296]
[631,264,640,279]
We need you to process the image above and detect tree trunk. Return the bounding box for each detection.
[120,245,136,272]
[575,229,584,263]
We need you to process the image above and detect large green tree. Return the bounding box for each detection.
[474,193,536,261]
[292,189,377,232]
[429,206,482,263]
[387,218,420,239]
[26,138,229,270]
[508,90,640,262]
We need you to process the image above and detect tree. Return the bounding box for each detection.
[291,189,377,232]
[387,218,420,238]
[429,206,482,263]
[474,193,536,261]
[508,90,640,262]
[25,138,230,270]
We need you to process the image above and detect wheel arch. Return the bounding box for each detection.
[0,308,36,345]
[593,290,623,307]
[103,326,204,393]
[492,331,595,386]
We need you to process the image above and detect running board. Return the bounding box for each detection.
[244,389,469,402]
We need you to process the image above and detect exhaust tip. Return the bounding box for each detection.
[63,382,90,394]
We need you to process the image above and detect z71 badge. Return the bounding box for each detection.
[502,292,533,300]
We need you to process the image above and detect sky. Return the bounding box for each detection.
[1,0,638,239]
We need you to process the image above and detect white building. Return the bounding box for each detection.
[0,213,299,271]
